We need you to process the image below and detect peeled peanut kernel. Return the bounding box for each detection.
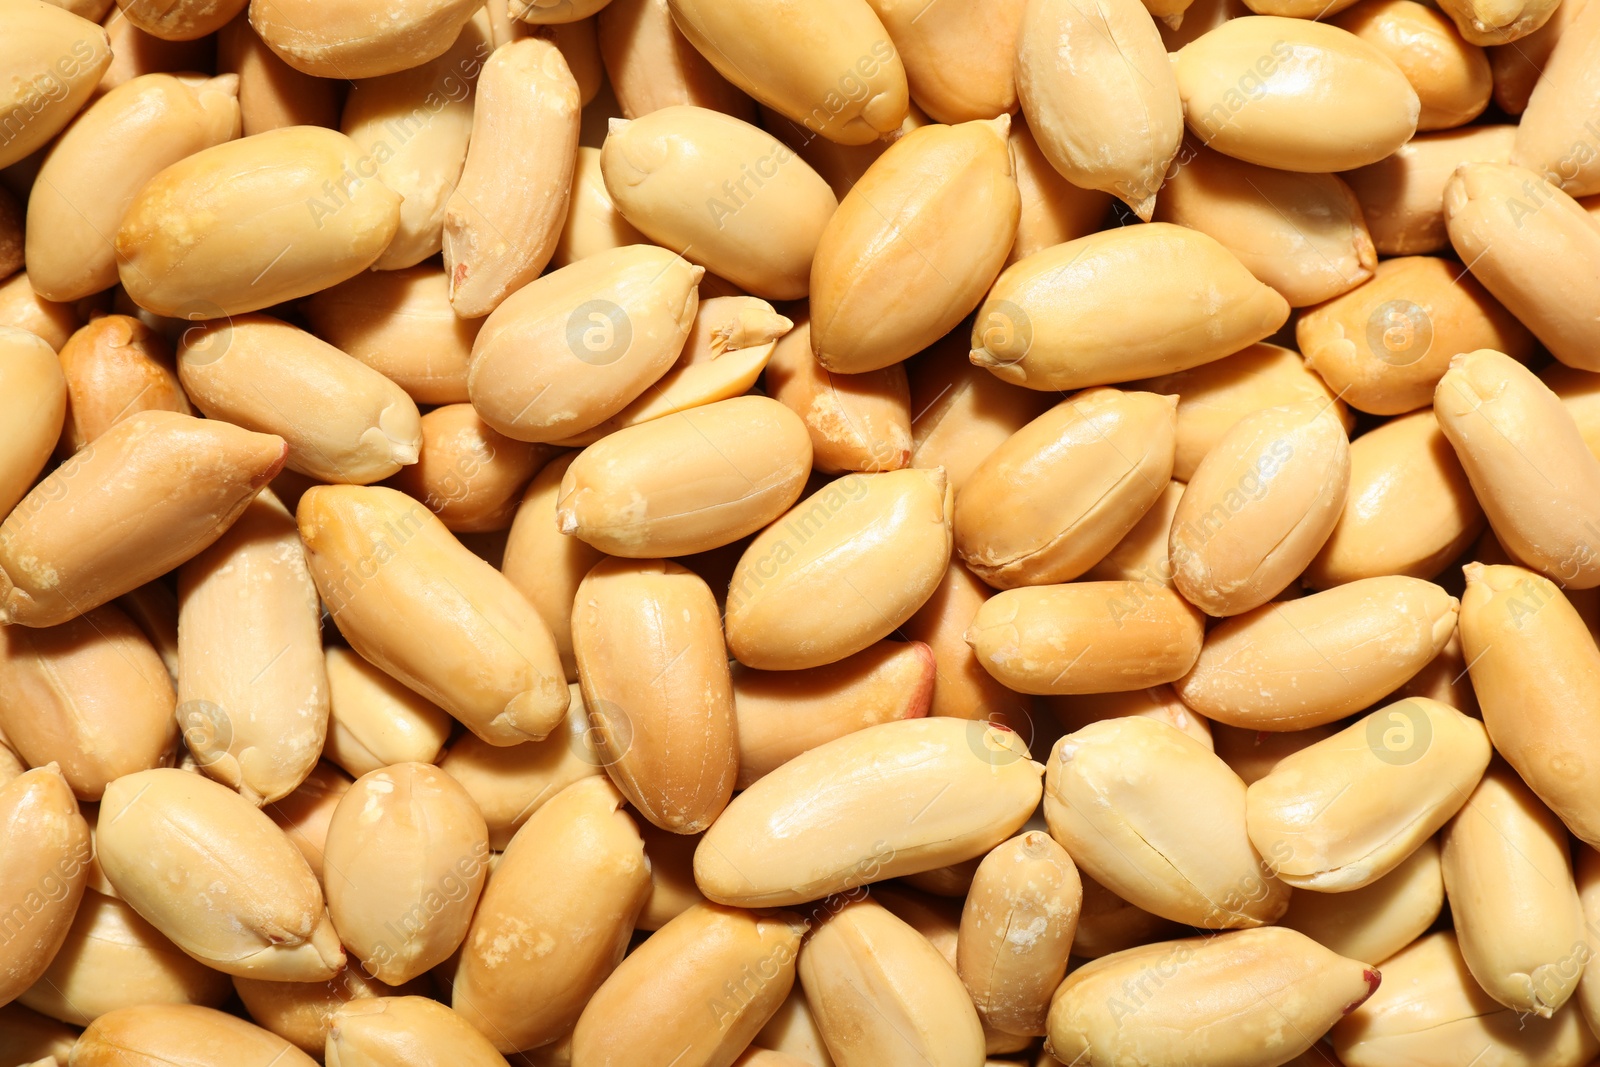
[909,331,1053,494]
[1174,17,1420,172]
[1297,255,1534,416]
[765,311,912,474]
[553,145,646,268]
[443,37,579,319]
[468,244,702,443]
[341,23,485,271]
[25,72,239,303]
[831,883,964,984]
[178,315,422,486]
[177,490,326,805]
[1174,577,1459,731]
[1129,343,1350,483]
[1006,119,1110,266]
[265,762,351,886]
[572,903,805,1064]
[386,404,551,533]
[1044,717,1289,930]
[247,0,483,79]
[232,970,429,1057]
[117,0,246,41]
[1082,481,1184,588]
[1444,163,1600,371]
[801,897,984,1067]
[1048,928,1380,1067]
[1240,0,1360,21]
[322,646,452,780]
[1343,125,1516,255]
[903,559,1037,727]
[305,266,479,407]
[0,411,287,628]
[1460,564,1600,849]
[1279,836,1444,966]
[1153,143,1376,307]
[214,15,342,135]
[502,454,600,681]
[322,763,488,986]
[732,641,934,793]
[0,274,75,352]
[725,467,952,671]
[1435,0,1560,44]
[955,389,1177,589]
[1169,400,1351,617]
[1306,409,1485,587]
[438,685,599,851]
[1435,350,1600,587]
[809,117,1019,374]
[326,996,509,1067]
[554,293,791,446]
[1442,760,1585,1016]
[0,607,172,803]
[1332,0,1491,131]
[71,1004,319,1067]
[17,889,230,1025]
[116,127,401,318]
[602,106,836,301]
[0,326,67,520]
[1545,360,1600,463]
[1071,873,1183,962]
[453,777,648,1051]
[296,485,570,746]
[1488,0,1587,114]
[1245,697,1491,891]
[957,832,1081,1039]
[696,717,1043,907]
[866,0,1023,123]
[1016,0,1180,219]
[572,558,738,834]
[972,224,1290,392]
[596,0,754,121]
[1512,0,1600,196]
[1334,933,1598,1067]
[0,766,92,1007]
[97,768,344,981]
[0,0,113,170]
[557,395,812,558]
[56,316,190,454]
[665,0,908,146]
[967,581,1205,696]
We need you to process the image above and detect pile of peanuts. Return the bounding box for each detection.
[2,0,1600,1061]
